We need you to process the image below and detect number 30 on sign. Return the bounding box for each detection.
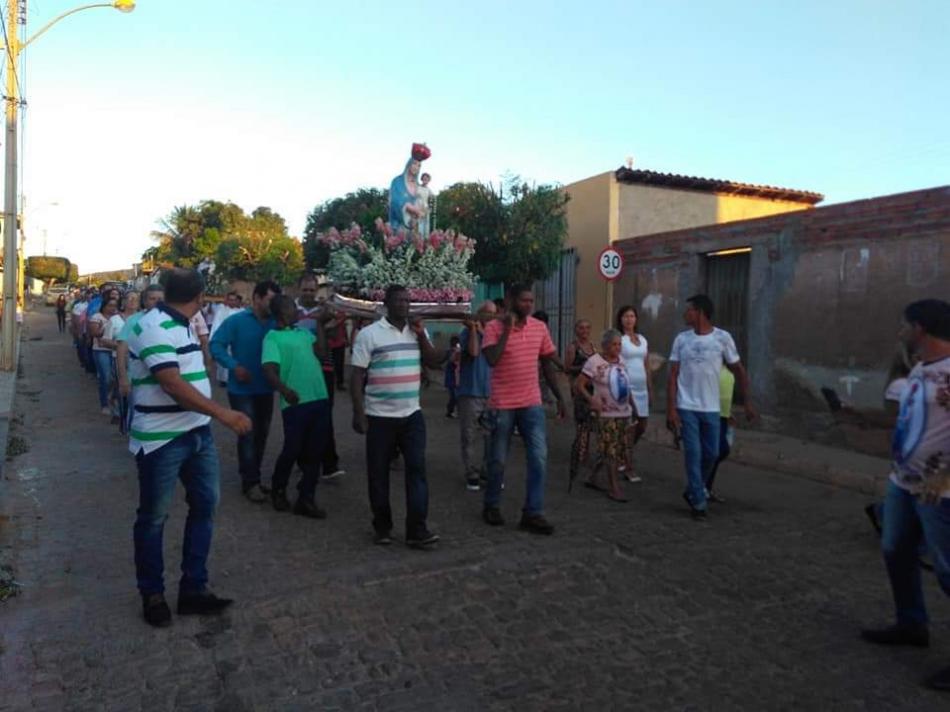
[597,246,624,281]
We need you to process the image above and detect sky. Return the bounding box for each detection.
[16,0,950,274]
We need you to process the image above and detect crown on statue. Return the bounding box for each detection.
[411,143,431,162]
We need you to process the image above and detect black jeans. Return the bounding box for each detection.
[332,345,346,386]
[272,400,330,501]
[367,411,428,537]
[56,310,66,332]
[322,375,340,472]
[227,392,274,490]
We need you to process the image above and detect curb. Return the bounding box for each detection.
[640,427,890,496]
[0,328,20,480]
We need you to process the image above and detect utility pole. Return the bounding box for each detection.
[1,0,20,369]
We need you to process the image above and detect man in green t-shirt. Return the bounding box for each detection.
[704,367,736,503]
[261,295,332,518]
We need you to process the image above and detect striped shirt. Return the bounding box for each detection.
[351,317,421,418]
[126,303,211,455]
[482,316,556,409]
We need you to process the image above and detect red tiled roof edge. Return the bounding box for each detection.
[616,185,950,261]
[614,167,824,205]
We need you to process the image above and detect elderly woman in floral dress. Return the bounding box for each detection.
[574,329,636,503]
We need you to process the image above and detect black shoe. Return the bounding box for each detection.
[466,477,481,491]
[683,492,707,519]
[374,531,393,546]
[271,489,291,512]
[482,507,505,526]
[924,665,950,691]
[864,503,882,535]
[293,498,327,519]
[707,491,726,504]
[518,513,554,535]
[406,530,440,549]
[860,624,929,648]
[177,590,233,616]
[142,593,172,628]
[258,483,272,495]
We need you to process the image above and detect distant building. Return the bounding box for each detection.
[612,185,950,453]
[539,168,821,349]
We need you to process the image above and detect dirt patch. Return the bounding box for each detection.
[6,434,29,459]
[0,563,18,602]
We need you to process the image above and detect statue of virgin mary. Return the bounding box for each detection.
[388,143,431,231]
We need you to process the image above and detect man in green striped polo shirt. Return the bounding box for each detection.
[127,268,252,628]
[350,285,443,548]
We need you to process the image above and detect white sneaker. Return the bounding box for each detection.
[628,474,642,483]
[101,407,111,416]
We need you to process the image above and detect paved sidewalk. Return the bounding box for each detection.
[1,310,948,711]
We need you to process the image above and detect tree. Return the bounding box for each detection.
[144,201,304,287]
[26,255,72,284]
[435,177,569,285]
[303,188,388,269]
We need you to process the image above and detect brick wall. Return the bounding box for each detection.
[611,186,950,453]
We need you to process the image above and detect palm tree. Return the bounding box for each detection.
[149,205,204,266]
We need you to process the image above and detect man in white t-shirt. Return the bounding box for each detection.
[667,294,756,519]
[862,299,950,692]
[209,292,243,386]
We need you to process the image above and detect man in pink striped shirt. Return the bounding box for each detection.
[481,284,566,535]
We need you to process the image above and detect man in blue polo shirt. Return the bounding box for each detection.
[210,280,280,502]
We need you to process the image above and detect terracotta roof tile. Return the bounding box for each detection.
[614,167,823,205]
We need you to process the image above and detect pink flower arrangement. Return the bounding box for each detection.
[318,221,477,304]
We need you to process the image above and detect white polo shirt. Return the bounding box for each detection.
[351,317,422,418]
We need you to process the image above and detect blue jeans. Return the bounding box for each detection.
[484,406,548,516]
[92,349,113,408]
[881,481,950,626]
[227,392,274,489]
[272,399,330,501]
[366,411,429,537]
[678,409,720,512]
[133,426,220,596]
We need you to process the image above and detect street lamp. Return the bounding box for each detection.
[1,1,135,369]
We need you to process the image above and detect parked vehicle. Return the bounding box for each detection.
[45,285,69,307]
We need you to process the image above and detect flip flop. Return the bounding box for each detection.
[583,481,607,492]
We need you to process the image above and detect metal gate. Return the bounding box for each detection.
[533,248,577,357]
[705,250,750,361]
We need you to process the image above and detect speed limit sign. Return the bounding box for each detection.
[597,246,624,281]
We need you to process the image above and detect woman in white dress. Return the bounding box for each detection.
[617,305,652,481]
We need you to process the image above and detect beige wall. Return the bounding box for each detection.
[564,172,612,329]
[618,184,811,239]
[564,173,814,331]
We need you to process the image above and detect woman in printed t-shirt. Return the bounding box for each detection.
[574,329,635,503]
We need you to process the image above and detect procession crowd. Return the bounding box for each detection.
[54,269,950,691]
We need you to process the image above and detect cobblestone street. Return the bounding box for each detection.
[1,309,948,711]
